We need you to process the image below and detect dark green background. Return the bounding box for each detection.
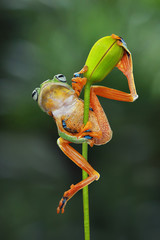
[0,0,160,239]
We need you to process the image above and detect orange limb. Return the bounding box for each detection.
[72,77,87,96]
[72,65,88,97]
[78,65,88,74]
[76,121,102,140]
[90,87,112,145]
[91,85,134,102]
[112,34,138,101]
[57,137,100,214]
[116,51,138,100]
[90,49,138,102]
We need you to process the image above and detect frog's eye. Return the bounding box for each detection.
[55,74,66,82]
[32,89,38,101]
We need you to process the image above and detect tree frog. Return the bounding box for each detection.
[32,34,138,214]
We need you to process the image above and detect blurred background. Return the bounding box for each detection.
[0,0,160,239]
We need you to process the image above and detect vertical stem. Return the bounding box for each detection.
[82,82,91,240]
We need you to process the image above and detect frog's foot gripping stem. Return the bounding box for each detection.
[72,65,88,97]
[76,121,102,143]
[57,137,100,214]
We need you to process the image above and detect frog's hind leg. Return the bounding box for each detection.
[90,87,113,145]
[57,137,100,214]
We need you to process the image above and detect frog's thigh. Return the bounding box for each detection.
[90,87,112,145]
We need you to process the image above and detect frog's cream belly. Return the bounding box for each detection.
[52,95,78,118]
[62,99,100,134]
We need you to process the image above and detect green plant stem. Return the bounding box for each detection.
[82,82,91,240]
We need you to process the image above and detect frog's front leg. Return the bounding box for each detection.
[57,137,100,214]
[72,65,88,97]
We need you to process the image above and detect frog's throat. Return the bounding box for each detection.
[52,95,78,118]
[38,83,77,114]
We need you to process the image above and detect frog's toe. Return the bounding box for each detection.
[57,196,68,214]
[77,121,92,138]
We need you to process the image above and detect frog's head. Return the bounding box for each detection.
[32,74,75,114]
[32,74,67,102]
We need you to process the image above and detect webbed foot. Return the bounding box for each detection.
[77,121,102,140]
[57,196,68,214]
[72,65,88,96]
